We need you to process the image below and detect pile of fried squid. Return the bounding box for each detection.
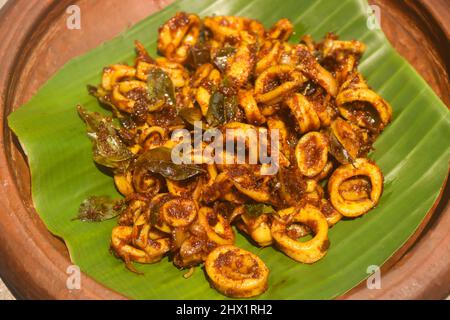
[78,13,392,298]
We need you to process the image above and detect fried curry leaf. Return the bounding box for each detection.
[206,91,239,126]
[187,43,211,69]
[134,147,205,181]
[74,196,125,222]
[244,203,275,217]
[213,46,236,72]
[178,106,203,127]
[326,128,355,165]
[77,106,133,169]
[147,68,176,108]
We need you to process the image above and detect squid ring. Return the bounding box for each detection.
[235,206,273,247]
[284,93,321,133]
[198,207,235,245]
[328,158,383,217]
[254,65,305,105]
[271,205,329,263]
[336,72,392,130]
[111,80,148,113]
[238,89,266,125]
[161,198,197,228]
[157,12,201,63]
[295,132,329,177]
[114,171,134,196]
[102,64,136,91]
[205,245,269,298]
[111,226,170,264]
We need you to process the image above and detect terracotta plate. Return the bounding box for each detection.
[0,0,448,299]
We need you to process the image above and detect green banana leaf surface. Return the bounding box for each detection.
[8,0,450,299]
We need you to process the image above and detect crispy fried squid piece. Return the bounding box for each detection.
[160,197,198,228]
[321,37,366,59]
[266,117,292,166]
[157,12,201,64]
[203,16,265,44]
[234,206,273,247]
[293,44,338,97]
[328,117,370,163]
[238,89,266,125]
[254,65,305,105]
[299,192,343,227]
[328,158,383,217]
[174,235,212,268]
[136,125,168,151]
[111,80,148,113]
[267,18,294,41]
[111,226,170,268]
[224,165,272,203]
[197,207,235,245]
[255,40,282,75]
[272,205,329,263]
[102,64,136,91]
[295,132,329,177]
[205,245,269,298]
[155,58,190,88]
[132,164,164,197]
[192,63,222,115]
[135,58,189,88]
[336,72,392,132]
[225,42,256,87]
[284,93,320,133]
[114,171,134,196]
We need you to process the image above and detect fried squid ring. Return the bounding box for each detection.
[285,93,320,133]
[102,64,136,91]
[254,65,305,105]
[155,58,190,87]
[336,72,392,131]
[204,16,265,44]
[295,132,329,177]
[136,59,189,88]
[135,60,189,88]
[193,64,221,116]
[238,89,266,125]
[328,158,383,217]
[329,118,364,161]
[111,80,148,113]
[271,205,329,263]
[228,172,271,203]
[294,45,338,97]
[167,177,201,200]
[237,210,273,247]
[322,39,366,58]
[111,226,170,265]
[205,245,269,298]
[157,12,201,64]
[319,199,343,227]
[198,207,235,245]
[132,167,163,197]
[255,40,282,75]
[161,197,198,228]
[114,171,134,196]
[226,42,256,87]
[138,125,168,150]
[174,235,209,268]
[267,18,294,41]
[313,161,334,181]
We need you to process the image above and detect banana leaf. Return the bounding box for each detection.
[8,0,450,299]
